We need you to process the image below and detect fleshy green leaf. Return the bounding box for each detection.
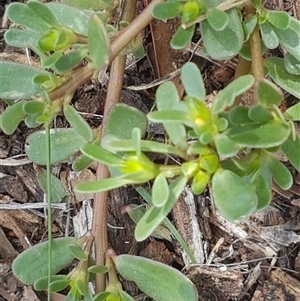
[206,7,228,31]
[61,0,115,11]
[75,176,134,194]
[201,8,244,60]
[260,21,279,49]
[268,10,291,30]
[212,75,254,114]
[27,0,59,27]
[242,16,257,41]
[135,175,188,241]
[267,156,293,190]
[81,143,124,166]
[284,102,300,121]
[93,292,112,301]
[272,17,300,61]
[88,265,109,274]
[104,104,147,139]
[252,162,271,210]
[228,106,252,124]
[0,100,26,135]
[55,49,87,73]
[36,167,67,203]
[256,78,283,107]
[229,123,290,148]
[49,279,71,292]
[68,243,87,261]
[248,105,274,123]
[6,2,51,32]
[212,169,258,222]
[171,24,195,50]
[155,82,188,149]
[281,135,300,172]
[214,133,240,158]
[88,14,110,70]
[12,237,78,285]
[181,62,205,100]
[63,104,93,142]
[113,254,198,301]
[72,154,93,172]
[25,128,87,165]
[264,57,300,99]
[34,275,69,291]
[102,137,187,159]
[284,53,300,75]
[152,2,182,19]
[47,2,90,35]
[0,61,49,99]
[152,174,169,207]
[4,28,41,48]
[22,100,45,115]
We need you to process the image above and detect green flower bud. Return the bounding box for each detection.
[181,161,199,177]
[199,154,219,174]
[39,26,78,51]
[182,1,200,24]
[191,170,210,195]
[118,152,159,182]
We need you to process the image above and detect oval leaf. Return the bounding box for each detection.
[105,104,147,139]
[268,10,291,30]
[81,143,124,166]
[156,82,188,148]
[284,53,300,75]
[272,17,300,61]
[212,75,254,114]
[135,175,188,241]
[152,2,182,20]
[6,2,51,32]
[152,174,169,207]
[63,104,93,142]
[181,62,205,100]
[268,156,293,190]
[171,24,195,50]
[47,2,90,35]
[248,105,274,123]
[25,128,87,165]
[68,243,87,261]
[229,123,290,148]
[265,57,300,99]
[212,169,258,222]
[260,21,279,49]
[113,254,198,301]
[12,237,78,285]
[206,7,228,31]
[201,8,244,60]
[88,14,110,70]
[27,0,59,27]
[256,77,283,107]
[0,61,49,99]
[281,135,300,172]
[1,100,26,135]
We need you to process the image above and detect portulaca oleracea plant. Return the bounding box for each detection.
[0,0,300,300]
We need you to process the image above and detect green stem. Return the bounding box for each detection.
[45,124,52,301]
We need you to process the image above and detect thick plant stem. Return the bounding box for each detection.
[246,3,264,103]
[93,0,138,293]
[228,55,251,109]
